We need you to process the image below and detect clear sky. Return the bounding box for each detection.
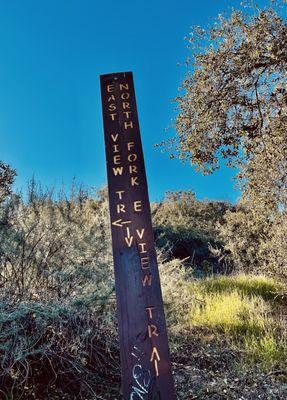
[0,0,269,202]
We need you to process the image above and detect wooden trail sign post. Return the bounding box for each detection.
[100,72,176,400]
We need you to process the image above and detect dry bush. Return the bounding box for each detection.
[0,183,120,398]
[0,162,16,204]
[152,191,231,270]
[0,299,120,400]
[0,182,114,302]
[218,200,287,281]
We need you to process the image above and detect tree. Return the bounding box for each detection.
[161,2,287,277]
[0,161,16,203]
[163,1,287,211]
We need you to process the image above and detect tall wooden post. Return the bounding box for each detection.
[100,72,176,399]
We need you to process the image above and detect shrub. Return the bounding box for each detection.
[218,201,287,281]
[0,183,114,302]
[0,300,119,399]
[152,191,231,269]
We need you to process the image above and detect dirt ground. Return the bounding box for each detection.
[173,336,287,400]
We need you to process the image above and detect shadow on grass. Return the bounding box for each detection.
[199,274,283,302]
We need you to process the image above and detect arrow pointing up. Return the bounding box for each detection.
[150,347,161,377]
[150,347,161,362]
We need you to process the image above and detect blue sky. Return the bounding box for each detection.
[0,0,269,202]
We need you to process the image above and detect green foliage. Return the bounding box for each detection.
[153,190,230,241]
[218,200,287,280]
[200,273,283,300]
[1,2,287,390]
[191,290,267,336]
[163,1,287,210]
[244,332,287,369]
[0,176,285,397]
[160,1,287,280]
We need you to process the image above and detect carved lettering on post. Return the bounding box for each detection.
[100,72,176,399]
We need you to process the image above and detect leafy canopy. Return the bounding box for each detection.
[164,2,287,208]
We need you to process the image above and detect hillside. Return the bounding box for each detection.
[0,186,286,399]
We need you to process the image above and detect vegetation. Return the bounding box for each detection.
[152,191,232,273]
[161,1,287,282]
[0,2,286,400]
[0,178,285,399]
[0,181,119,399]
[0,162,16,204]
[0,300,120,399]
[161,261,287,398]
[161,261,286,366]
[0,182,113,302]
[164,2,287,209]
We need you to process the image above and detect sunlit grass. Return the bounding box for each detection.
[186,274,286,368]
[243,332,287,368]
[160,263,287,370]
[197,273,284,301]
[190,290,268,336]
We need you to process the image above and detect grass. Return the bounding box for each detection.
[186,274,286,369]
[160,263,287,371]
[191,290,268,336]
[243,332,287,368]
[197,273,284,301]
